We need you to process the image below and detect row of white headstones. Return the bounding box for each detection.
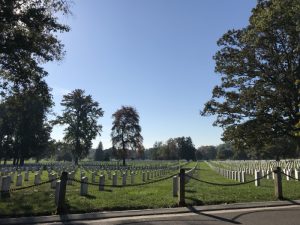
[207,160,300,186]
[0,164,180,206]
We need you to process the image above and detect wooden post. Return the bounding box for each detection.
[57,171,68,214]
[173,176,178,197]
[178,169,185,206]
[274,167,283,200]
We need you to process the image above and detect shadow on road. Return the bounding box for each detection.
[186,205,241,224]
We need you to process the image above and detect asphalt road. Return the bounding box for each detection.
[44,205,300,225]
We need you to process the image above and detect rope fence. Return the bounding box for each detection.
[281,171,300,182]
[0,177,59,194]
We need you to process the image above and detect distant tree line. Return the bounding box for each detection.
[144,137,196,161]
[196,138,299,161]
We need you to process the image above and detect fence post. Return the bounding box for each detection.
[173,176,178,197]
[274,167,283,200]
[57,171,68,214]
[178,169,185,206]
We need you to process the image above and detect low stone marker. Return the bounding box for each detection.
[241,171,246,183]
[50,173,57,189]
[25,171,29,181]
[122,173,126,186]
[295,169,299,181]
[80,177,88,196]
[34,173,40,185]
[131,172,135,184]
[16,174,22,186]
[99,175,105,191]
[112,173,117,186]
[1,176,11,197]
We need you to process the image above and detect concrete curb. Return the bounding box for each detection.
[1,200,299,225]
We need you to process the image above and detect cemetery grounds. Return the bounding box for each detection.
[0,160,300,217]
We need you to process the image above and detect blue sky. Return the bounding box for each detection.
[45,0,257,149]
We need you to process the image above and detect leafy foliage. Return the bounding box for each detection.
[202,0,300,158]
[53,89,104,164]
[94,141,104,161]
[0,0,71,164]
[0,0,71,94]
[111,106,143,165]
[146,137,196,160]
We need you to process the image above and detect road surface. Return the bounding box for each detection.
[44,205,300,225]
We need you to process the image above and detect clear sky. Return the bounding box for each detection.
[44,0,257,149]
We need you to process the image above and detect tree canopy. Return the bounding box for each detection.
[146,137,196,161]
[0,0,71,94]
[0,0,71,164]
[111,106,143,166]
[201,0,300,159]
[94,141,104,161]
[53,89,104,164]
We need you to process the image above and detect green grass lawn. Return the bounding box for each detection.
[0,161,299,217]
[185,162,300,205]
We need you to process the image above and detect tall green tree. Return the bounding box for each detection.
[216,143,233,160]
[111,106,143,166]
[0,81,52,165]
[196,146,217,160]
[176,137,196,161]
[202,0,300,159]
[0,0,71,164]
[53,89,104,165]
[94,141,104,161]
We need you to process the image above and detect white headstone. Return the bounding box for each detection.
[16,174,22,186]
[1,176,11,197]
[99,175,105,191]
[24,171,29,181]
[34,173,40,185]
[112,173,117,186]
[130,172,135,184]
[122,173,126,186]
[80,177,88,196]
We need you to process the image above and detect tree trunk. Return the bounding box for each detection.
[122,156,126,166]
